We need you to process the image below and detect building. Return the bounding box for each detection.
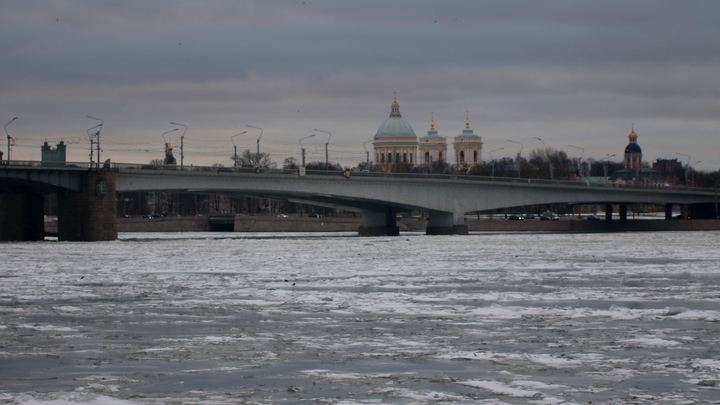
[452,112,483,169]
[653,158,683,178]
[623,126,642,169]
[418,114,448,167]
[610,127,664,184]
[373,97,418,171]
[41,141,67,165]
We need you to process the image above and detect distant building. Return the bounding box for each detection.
[623,126,642,169]
[418,114,447,166]
[373,97,418,171]
[610,127,664,184]
[164,145,177,165]
[41,141,67,165]
[370,98,483,172]
[653,158,683,177]
[453,112,483,169]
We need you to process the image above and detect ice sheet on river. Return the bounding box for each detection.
[1,231,720,404]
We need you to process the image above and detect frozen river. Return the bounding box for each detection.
[1,231,720,405]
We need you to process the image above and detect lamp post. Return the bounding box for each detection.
[569,144,585,178]
[169,122,187,169]
[488,147,504,177]
[299,134,315,168]
[4,117,18,161]
[689,160,701,188]
[314,129,332,169]
[533,137,553,179]
[87,116,103,168]
[246,125,263,167]
[507,140,523,177]
[676,152,691,186]
[601,154,616,184]
[231,131,248,169]
[86,123,102,165]
[363,140,372,171]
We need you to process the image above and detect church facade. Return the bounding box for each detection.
[373,98,483,171]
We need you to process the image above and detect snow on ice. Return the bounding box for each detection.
[1,230,720,404]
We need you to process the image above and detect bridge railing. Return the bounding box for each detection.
[3,160,714,192]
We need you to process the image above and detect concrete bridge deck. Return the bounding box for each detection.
[2,160,719,240]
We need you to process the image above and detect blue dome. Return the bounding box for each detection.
[374,99,416,141]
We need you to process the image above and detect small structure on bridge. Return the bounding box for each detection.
[41,141,66,165]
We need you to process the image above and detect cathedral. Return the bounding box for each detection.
[610,126,663,184]
[372,97,483,171]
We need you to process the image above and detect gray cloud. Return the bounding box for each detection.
[2,1,719,170]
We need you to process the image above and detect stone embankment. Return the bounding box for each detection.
[45,215,720,234]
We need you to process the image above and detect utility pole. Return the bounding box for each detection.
[5,117,18,161]
[170,122,187,169]
[314,129,332,169]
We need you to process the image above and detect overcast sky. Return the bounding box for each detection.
[2,0,719,170]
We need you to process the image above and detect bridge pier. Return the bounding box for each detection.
[619,204,628,221]
[57,171,118,241]
[0,190,45,241]
[358,209,399,236]
[665,203,673,220]
[681,204,689,220]
[605,204,613,221]
[426,211,468,235]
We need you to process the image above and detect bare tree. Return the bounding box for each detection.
[283,157,299,170]
[231,149,276,168]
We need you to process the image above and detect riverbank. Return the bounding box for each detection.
[44,215,720,234]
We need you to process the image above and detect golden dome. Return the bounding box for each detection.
[628,124,637,138]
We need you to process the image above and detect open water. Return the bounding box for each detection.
[1,231,720,404]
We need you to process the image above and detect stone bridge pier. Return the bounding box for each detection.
[358,208,468,236]
[0,170,117,242]
[426,210,468,235]
[0,190,45,241]
[57,171,117,241]
[358,208,400,236]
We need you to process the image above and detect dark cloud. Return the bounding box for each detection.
[1,1,719,170]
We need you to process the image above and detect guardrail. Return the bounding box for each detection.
[2,159,716,192]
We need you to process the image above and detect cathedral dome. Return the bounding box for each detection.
[625,128,641,154]
[625,143,642,154]
[374,98,417,142]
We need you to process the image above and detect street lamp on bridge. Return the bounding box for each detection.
[87,116,103,168]
[533,137,553,179]
[314,129,332,169]
[299,134,315,168]
[676,152,691,186]
[4,117,17,161]
[231,131,248,169]
[169,122,187,169]
[246,125,263,167]
[601,154,616,183]
[488,147,504,177]
[569,144,585,178]
[363,140,373,171]
[507,140,523,177]
[689,160,701,188]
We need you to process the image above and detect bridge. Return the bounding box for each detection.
[1,161,718,241]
